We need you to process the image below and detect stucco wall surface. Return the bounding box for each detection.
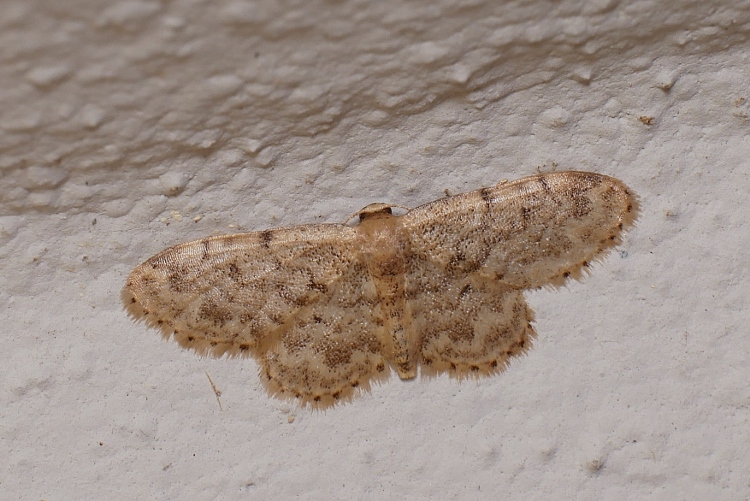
[2,0,750,499]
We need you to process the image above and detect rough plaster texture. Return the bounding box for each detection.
[2,0,749,499]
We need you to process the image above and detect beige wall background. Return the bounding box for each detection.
[2,0,749,499]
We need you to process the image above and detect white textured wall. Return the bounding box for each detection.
[2,0,750,499]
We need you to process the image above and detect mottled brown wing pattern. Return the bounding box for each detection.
[402,171,638,289]
[123,224,364,358]
[405,257,536,377]
[260,260,391,407]
[402,171,637,377]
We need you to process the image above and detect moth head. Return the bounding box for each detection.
[357,203,394,221]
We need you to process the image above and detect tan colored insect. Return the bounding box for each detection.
[124,171,638,408]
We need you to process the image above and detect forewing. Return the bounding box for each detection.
[260,261,390,407]
[401,171,638,289]
[123,224,362,357]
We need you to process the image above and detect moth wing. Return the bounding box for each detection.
[401,171,638,289]
[123,224,365,357]
[404,257,536,377]
[260,260,390,407]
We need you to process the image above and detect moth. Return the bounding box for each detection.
[124,171,638,407]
